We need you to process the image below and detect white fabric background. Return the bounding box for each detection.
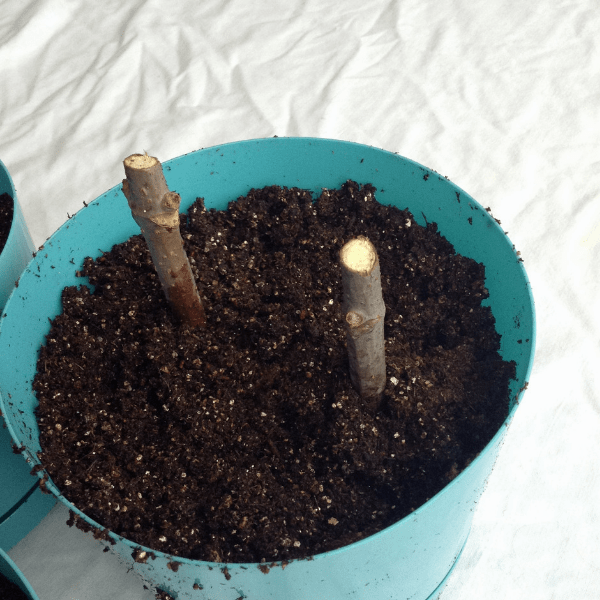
[1,1,599,599]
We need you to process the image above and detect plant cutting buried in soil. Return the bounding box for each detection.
[33,180,516,563]
[0,193,13,254]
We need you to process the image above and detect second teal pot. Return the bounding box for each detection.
[0,159,56,552]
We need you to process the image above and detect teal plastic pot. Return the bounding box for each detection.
[0,159,56,551]
[0,159,34,310]
[0,138,535,600]
[0,548,39,599]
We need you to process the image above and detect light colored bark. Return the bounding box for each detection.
[122,153,206,328]
[340,236,386,403]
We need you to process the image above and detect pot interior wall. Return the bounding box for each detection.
[0,138,535,600]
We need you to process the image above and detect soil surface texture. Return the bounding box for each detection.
[34,181,515,563]
[0,192,14,254]
[0,572,29,600]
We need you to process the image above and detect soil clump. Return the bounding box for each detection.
[34,181,515,563]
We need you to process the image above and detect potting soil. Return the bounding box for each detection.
[34,181,516,563]
[0,193,13,254]
[0,571,29,600]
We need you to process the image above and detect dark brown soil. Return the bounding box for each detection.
[0,571,29,600]
[0,192,14,254]
[34,181,515,564]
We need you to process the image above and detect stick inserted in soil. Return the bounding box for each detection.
[122,153,206,328]
[340,236,386,404]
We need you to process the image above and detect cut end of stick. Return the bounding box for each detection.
[340,236,378,276]
[124,153,158,170]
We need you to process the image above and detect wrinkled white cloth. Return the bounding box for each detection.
[1,1,599,599]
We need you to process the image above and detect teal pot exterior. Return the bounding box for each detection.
[0,548,39,600]
[0,138,536,600]
[0,159,56,551]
